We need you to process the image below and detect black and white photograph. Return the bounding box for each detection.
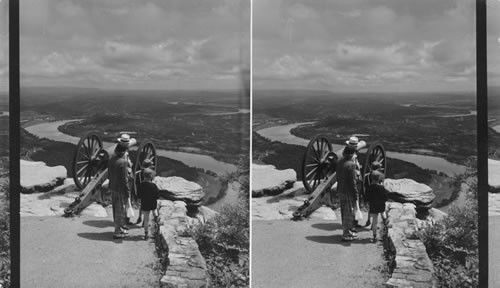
[0,0,9,287]
[18,0,249,287]
[251,0,477,287]
[488,0,500,287]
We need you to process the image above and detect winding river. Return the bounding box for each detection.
[257,122,467,176]
[24,120,238,175]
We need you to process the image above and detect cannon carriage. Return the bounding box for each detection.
[63,131,157,216]
[292,134,387,220]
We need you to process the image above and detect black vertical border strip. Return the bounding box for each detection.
[9,0,19,287]
[477,0,488,286]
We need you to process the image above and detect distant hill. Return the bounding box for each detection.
[21,86,249,109]
[489,86,500,109]
[253,90,475,122]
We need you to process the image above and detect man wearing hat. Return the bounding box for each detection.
[117,133,136,172]
[336,136,362,241]
[117,132,137,226]
[108,138,132,239]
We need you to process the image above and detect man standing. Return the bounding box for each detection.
[108,142,131,239]
[336,137,361,242]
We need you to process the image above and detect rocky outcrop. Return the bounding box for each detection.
[156,200,212,288]
[489,193,500,216]
[385,202,436,288]
[20,160,67,194]
[20,178,108,217]
[489,159,500,193]
[384,179,435,210]
[252,164,296,197]
[252,182,337,221]
[153,176,205,207]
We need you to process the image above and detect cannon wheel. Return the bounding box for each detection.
[301,134,334,193]
[361,142,386,194]
[72,132,103,190]
[132,140,157,199]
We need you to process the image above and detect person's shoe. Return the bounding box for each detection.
[143,232,149,240]
[341,236,355,242]
[371,236,377,243]
[121,225,129,231]
[113,232,127,239]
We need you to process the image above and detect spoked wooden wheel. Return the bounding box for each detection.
[132,140,157,198]
[301,135,336,193]
[72,132,103,190]
[361,142,386,194]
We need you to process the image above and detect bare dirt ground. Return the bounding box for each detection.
[490,215,500,287]
[251,217,387,288]
[21,209,161,288]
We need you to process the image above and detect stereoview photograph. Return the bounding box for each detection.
[488,0,500,287]
[19,0,249,287]
[251,0,477,287]
[0,0,8,287]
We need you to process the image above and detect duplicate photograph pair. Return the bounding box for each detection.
[0,0,496,287]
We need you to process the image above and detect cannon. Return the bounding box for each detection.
[63,131,157,216]
[292,134,386,220]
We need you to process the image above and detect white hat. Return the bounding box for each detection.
[117,133,131,144]
[345,136,360,150]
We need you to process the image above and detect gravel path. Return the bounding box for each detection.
[21,211,161,288]
[251,218,387,288]
[490,215,500,287]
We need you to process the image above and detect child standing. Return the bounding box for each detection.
[136,168,159,240]
[365,170,388,243]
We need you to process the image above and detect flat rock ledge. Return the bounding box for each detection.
[154,176,205,207]
[20,178,108,217]
[20,160,67,194]
[252,182,337,221]
[489,192,500,216]
[384,178,435,210]
[156,199,210,288]
[252,164,297,197]
[385,202,436,288]
[489,159,500,193]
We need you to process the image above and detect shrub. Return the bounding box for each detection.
[0,178,10,288]
[417,158,478,287]
[191,202,249,287]
[190,157,249,287]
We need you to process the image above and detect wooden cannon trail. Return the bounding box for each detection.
[292,134,386,220]
[65,131,157,216]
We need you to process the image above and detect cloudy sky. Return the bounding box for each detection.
[0,0,8,92]
[20,0,250,90]
[254,0,476,93]
[488,0,500,87]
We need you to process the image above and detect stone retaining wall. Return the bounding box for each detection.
[385,202,436,288]
[156,200,210,288]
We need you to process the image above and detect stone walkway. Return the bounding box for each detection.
[21,208,161,288]
[252,217,387,288]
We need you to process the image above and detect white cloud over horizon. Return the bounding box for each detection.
[20,0,250,90]
[254,0,476,93]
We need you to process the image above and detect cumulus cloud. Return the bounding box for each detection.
[254,0,475,92]
[20,0,249,90]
